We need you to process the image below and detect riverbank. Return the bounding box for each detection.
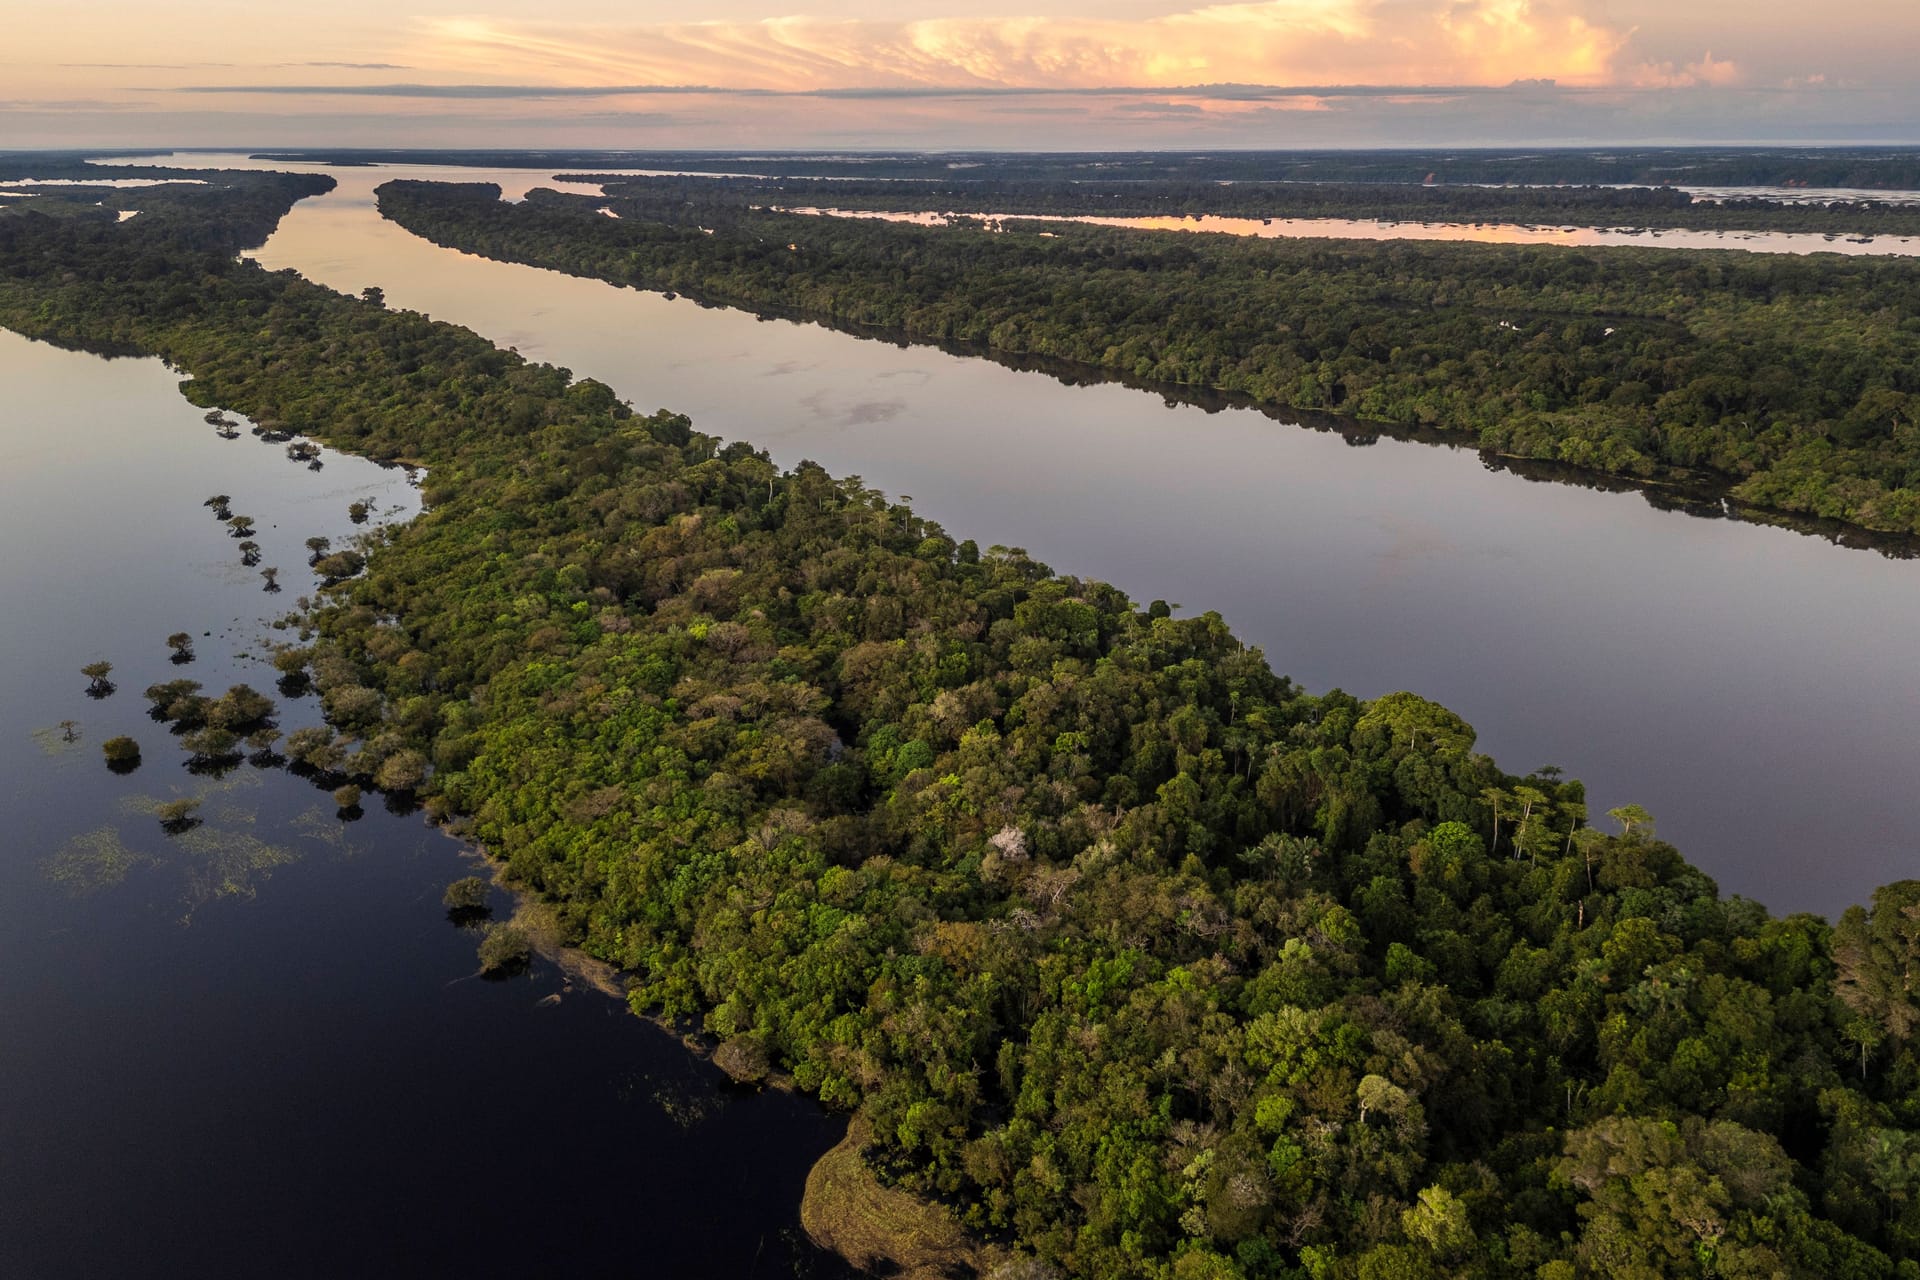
[465,832,998,1279]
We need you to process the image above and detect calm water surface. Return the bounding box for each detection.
[786,206,1920,257]
[0,330,844,1278]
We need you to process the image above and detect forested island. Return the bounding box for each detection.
[377,178,1920,540]
[6,170,1920,1279]
[564,174,1920,238]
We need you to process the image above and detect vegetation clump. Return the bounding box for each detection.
[442,875,491,917]
[711,1034,771,1085]
[101,735,141,771]
[154,797,201,834]
[81,660,114,698]
[143,678,207,726]
[476,923,532,976]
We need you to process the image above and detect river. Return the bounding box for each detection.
[783,205,1920,257]
[5,146,1917,1266]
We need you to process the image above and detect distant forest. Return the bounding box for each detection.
[566,173,1920,237]
[254,145,1920,190]
[378,178,1920,540]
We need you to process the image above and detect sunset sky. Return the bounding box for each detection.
[4,0,1913,149]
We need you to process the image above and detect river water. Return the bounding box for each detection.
[786,205,1920,257]
[6,147,1918,1266]
[0,330,845,1277]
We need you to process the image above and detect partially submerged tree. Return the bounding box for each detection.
[101,735,141,771]
[165,632,195,664]
[155,797,201,834]
[442,876,490,916]
[81,660,114,697]
[206,683,274,730]
[477,924,531,976]
[245,725,282,765]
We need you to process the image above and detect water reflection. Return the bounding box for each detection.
[785,205,1920,257]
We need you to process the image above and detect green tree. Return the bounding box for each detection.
[1607,802,1654,839]
[1834,881,1920,1049]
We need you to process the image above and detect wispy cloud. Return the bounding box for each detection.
[1631,51,1741,90]
[63,62,235,69]
[401,1,1636,93]
[166,80,1574,102]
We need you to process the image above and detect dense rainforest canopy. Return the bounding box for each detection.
[379,178,1920,540]
[4,173,1920,1279]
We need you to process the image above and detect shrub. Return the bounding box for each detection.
[713,1035,771,1084]
[442,876,490,914]
[155,797,200,833]
[477,924,531,975]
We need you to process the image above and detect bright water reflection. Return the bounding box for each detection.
[786,206,1920,257]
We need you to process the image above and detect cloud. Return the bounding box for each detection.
[399,1,1636,94]
[0,98,150,112]
[166,80,1559,103]
[1632,50,1741,89]
[289,62,412,70]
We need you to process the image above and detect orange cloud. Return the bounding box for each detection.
[1631,50,1741,89]
[409,1,1635,93]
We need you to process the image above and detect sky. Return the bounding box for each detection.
[3,0,1915,150]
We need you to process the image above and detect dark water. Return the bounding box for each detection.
[0,331,844,1278]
